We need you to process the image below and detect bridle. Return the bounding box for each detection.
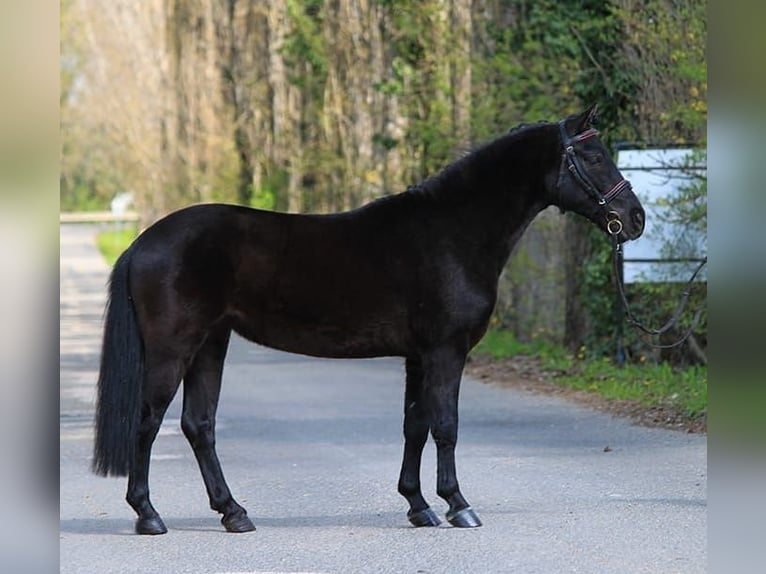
[558,120,632,236]
[558,120,707,350]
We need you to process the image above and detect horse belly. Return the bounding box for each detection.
[231,299,408,359]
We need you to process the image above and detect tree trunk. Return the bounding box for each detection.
[220,0,254,205]
[563,215,595,351]
[451,0,472,149]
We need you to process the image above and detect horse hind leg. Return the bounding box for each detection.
[181,325,255,533]
[398,358,441,527]
[125,354,185,535]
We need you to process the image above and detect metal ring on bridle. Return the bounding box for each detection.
[606,212,623,235]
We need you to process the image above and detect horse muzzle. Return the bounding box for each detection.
[607,207,644,242]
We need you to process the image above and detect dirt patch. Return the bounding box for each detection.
[466,354,706,434]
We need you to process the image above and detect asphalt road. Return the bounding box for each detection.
[60,223,706,574]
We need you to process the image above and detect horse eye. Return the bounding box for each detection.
[585,153,603,165]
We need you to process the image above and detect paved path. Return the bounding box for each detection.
[60,224,706,574]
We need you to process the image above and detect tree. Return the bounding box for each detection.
[569,0,707,360]
[60,0,706,362]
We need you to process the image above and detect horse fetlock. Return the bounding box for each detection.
[397,477,421,497]
[125,489,149,512]
[438,488,468,510]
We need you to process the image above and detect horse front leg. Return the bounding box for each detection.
[423,346,482,528]
[398,358,441,527]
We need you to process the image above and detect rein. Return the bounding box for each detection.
[610,235,707,349]
[559,120,707,350]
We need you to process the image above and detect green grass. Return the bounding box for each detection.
[473,329,707,419]
[95,227,138,266]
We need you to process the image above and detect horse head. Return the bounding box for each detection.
[554,105,645,243]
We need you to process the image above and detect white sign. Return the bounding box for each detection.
[617,148,706,283]
[110,191,134,215]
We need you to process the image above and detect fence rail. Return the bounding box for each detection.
[59,211,140,224]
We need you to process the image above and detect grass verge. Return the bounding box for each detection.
[95,227,138,266]
[471,329,707,424]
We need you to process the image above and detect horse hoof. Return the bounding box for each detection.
[135,516,168,535]
[446,507,482,528]
[222,513,256,533]
[408,507,442,527]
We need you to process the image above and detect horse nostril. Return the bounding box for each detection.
[632,209,645,231]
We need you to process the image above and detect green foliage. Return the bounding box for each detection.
[611,0,707,141]
[471,1,583,140]
[619,281,707,367]
[653,150,707,247]
[284,0,327,83]
[577,153,707,368]
[378,0,462,178]
[472,329,707,419]
[474,329,571,369]
[59,178,111,212]
[636,150,707,366]
[576,226,707,367]
[95,227,138,266]
[563,358,707,419]
[63,0,707,369]
[250,186,277,211]
[577,226,618,358]
[571,0,707,367]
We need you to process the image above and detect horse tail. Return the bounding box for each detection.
[92,247,143,477]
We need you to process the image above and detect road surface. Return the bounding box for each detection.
[60,223,706,573]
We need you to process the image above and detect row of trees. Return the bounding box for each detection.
[61,0,706,361]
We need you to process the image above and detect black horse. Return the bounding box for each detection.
[93,106,645,534]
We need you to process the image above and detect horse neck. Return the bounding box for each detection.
[424,128,557,272]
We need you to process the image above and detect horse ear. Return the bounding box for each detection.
[578,104,599,130]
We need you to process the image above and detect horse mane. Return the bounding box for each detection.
[508,120,554,138]
[404,120,554,201]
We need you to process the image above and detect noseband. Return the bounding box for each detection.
[558,121,631,236]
